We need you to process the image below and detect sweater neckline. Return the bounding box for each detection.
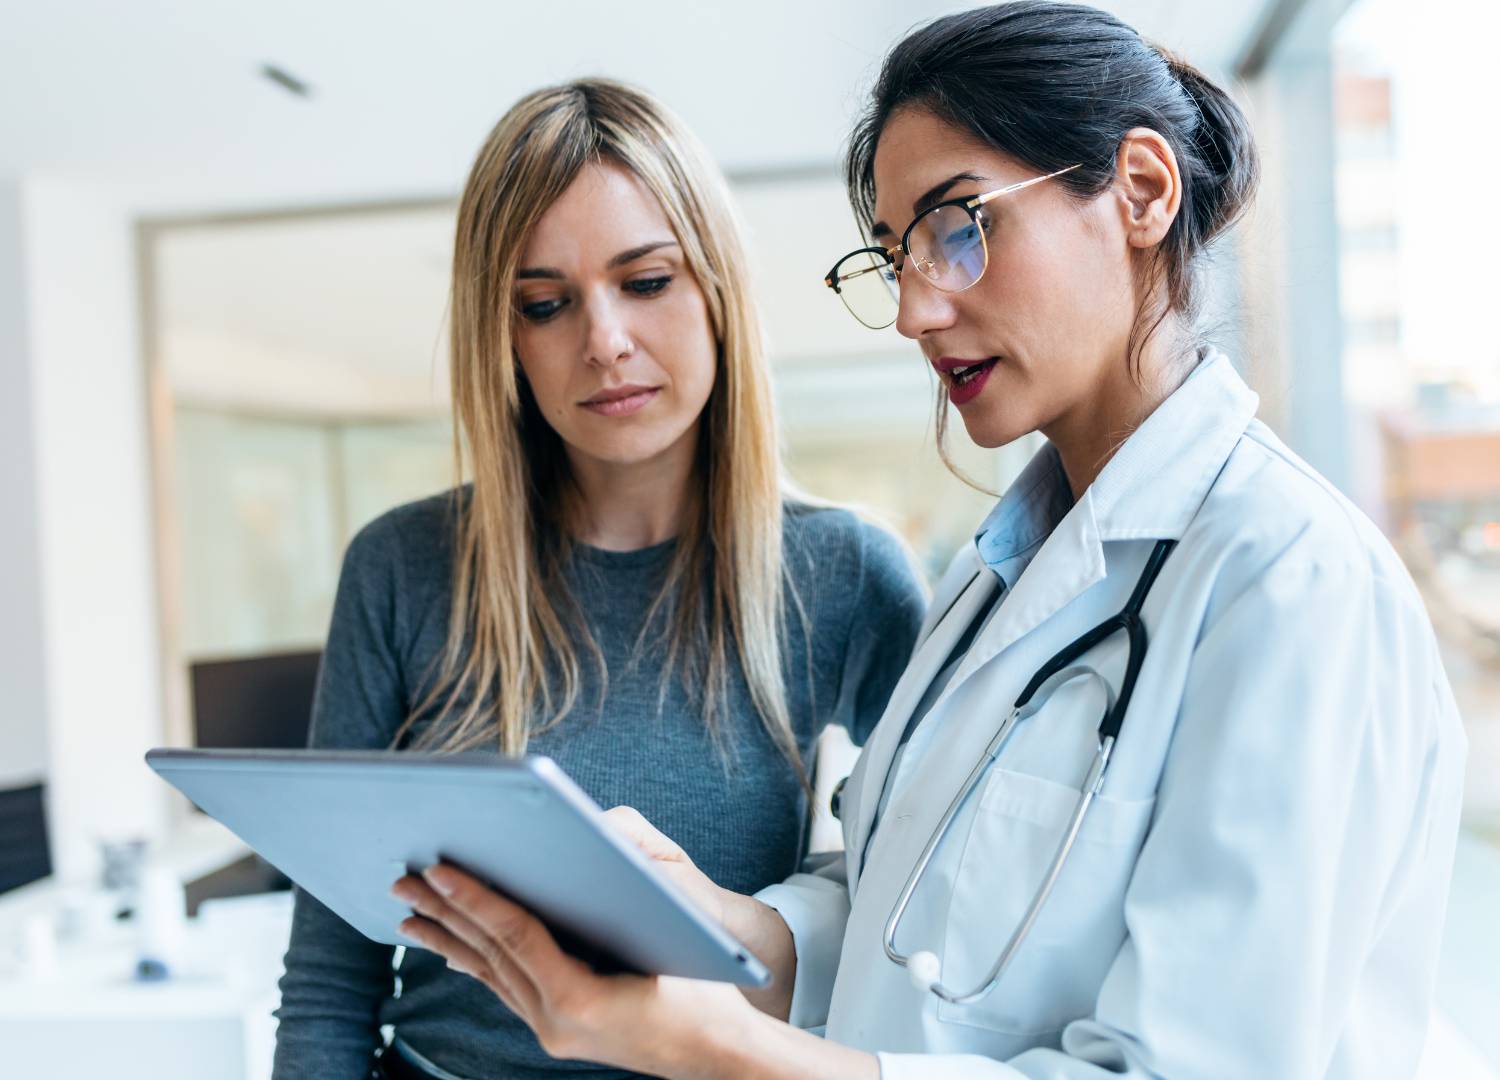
[569,535,679,570]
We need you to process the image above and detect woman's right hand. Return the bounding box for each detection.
[601,806,797,1020]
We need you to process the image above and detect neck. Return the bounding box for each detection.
[1045,319,1198,502]
[562,426,700,551]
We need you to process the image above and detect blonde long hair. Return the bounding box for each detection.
[396,79,804,787]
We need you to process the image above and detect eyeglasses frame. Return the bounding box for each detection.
[823,163,1083,328]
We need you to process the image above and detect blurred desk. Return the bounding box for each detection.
[0,820,289,1080]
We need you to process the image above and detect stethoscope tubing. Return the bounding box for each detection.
[880,539,1175,1004]
[882,677,1115,1004]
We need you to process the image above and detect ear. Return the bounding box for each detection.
[1113,128,1181,250]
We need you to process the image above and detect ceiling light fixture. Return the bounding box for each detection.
[260,63,313,99]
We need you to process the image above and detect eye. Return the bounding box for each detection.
[624,274,672,297]
[519,297,567,323]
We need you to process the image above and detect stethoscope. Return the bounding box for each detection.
[871,538,1176,1005]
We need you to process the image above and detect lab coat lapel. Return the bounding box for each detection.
[845,546,997,890]
[944,494,1107,693]
[844,503,1117,964]
[932,350,1258,695]
[856,499,1106,867]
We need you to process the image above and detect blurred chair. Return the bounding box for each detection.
[190,649,321,750]
[182,649,323,907]
[0,782,50,894]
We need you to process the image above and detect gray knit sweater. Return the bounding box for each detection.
[271,493,927,1080]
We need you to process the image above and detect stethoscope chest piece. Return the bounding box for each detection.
[907,949,943,993]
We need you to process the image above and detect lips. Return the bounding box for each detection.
[933,356,1000,406]
[582,387,654,408]
[580,384,660,417]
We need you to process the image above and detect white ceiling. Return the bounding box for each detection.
[2,0,1273,211]
[16,0,1278,419]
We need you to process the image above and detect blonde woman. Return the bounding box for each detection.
[270,80,926,1080]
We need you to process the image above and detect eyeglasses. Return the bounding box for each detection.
[823,164,1082,329]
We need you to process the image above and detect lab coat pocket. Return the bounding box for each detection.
[937,767,1154,1038]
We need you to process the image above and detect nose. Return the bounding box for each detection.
[893,269,958,341]
[582,290,635,367]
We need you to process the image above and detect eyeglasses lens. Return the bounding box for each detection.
[908,205,986,291]
[831,249,899,329]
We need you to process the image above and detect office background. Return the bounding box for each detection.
[1,0,1496,1076]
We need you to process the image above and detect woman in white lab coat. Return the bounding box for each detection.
[390,3,1468,1077]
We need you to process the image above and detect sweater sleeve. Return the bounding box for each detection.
[271,517,410,1079]
[833,520,928,746]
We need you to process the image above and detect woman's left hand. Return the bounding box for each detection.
[391,864,759,1078]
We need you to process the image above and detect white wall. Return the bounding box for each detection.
[22,177,167,879]
[0,180,51,790]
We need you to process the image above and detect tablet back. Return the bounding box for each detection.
[146,748,769,987]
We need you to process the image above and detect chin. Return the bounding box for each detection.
[956,407,1032,451]
[577,429,688,469]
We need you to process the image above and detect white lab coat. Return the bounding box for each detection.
[757,353,1467,1079]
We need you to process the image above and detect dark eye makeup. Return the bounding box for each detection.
[624,274,673,297]
[516,274,675,324]
[519,297,566,322]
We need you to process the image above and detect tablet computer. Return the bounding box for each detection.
[145,748,770,987]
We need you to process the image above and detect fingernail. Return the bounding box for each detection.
[424,866,456,896]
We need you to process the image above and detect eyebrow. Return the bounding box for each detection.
[516,239,680,280]
[871,172,988,238]
[608,239,679,268]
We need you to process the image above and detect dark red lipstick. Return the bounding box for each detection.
[933,356,999,406]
